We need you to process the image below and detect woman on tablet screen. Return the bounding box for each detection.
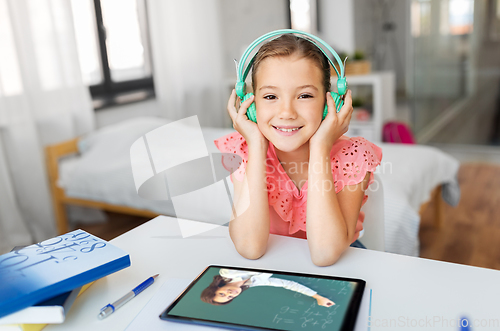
[200,268,334,307]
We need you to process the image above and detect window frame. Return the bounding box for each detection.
[89,0,155,109]
[287,0,320,33]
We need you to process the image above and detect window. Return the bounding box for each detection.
[440,0,474,35]
[411,0,432,37]
[288,0,318,33]
[0,0,23,98]
[71,0,154,109]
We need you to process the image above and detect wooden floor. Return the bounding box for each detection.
[419,163,500,271]
[76,213,150,242]
[77,163,500,271]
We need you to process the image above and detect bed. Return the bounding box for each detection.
[46,117,460,256]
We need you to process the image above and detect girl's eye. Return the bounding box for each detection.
[299,94,313,99]
[263,95,277,100]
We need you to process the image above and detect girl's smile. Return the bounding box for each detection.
[254,54,325,154]
[272,125,303,136]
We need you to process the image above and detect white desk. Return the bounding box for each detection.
[46,216,500,331]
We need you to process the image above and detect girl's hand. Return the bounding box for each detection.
[309,90,353,152]
[227,89,268,149]
[313,294,335,307]
[351,211,365,243]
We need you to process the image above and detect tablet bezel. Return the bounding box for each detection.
[160,265,366,331]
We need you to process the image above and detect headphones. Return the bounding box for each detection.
[235,29,348,123]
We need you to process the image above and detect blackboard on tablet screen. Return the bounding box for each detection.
[160,265,365,331]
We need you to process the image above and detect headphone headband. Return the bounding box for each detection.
[236,29,346,97]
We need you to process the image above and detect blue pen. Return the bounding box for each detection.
[98,274,159,319]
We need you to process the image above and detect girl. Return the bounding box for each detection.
[200,268,334,307]
[214,34,382,266]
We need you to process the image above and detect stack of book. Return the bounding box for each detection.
[0,230,131,330]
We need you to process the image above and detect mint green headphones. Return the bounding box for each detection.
[235,29,348,123]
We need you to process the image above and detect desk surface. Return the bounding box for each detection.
[46,216,500,331]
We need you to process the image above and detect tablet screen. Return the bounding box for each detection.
[160,265,365,331]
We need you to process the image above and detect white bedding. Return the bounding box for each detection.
[375,143,460,255]
[58,117,460,256]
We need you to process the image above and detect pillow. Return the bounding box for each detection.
[78,116,172,154]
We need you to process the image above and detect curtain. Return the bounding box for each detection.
[0,0,95,253]
[147,0,226,128]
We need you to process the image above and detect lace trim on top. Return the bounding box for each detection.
[213,132,248,182]
[214,132,383,234]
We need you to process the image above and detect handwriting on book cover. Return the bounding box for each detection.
[0,231,107,281]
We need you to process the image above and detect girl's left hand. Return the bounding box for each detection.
[309,90,353,152]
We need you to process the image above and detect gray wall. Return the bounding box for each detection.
[95,99,160,128]
[317,0,355,54]
[352,0,409,94]
[219,0,290,80]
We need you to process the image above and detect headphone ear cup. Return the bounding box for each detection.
[337,78,347,95]
[322,92,344,120]
[242,93,257,123]
[332,92,344,112]
[322,103,328,120]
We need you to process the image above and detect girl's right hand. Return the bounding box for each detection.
[313,294,335,307]
[227,89,268,149]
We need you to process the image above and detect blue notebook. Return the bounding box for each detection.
[0,230,131,318]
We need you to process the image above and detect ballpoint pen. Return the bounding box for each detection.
[98,274,159,320]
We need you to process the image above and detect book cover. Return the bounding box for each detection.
[0,230,130,318]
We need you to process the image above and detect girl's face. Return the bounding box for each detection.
[254,54,326,153]
[213,283,242,303]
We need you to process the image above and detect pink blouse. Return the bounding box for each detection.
[214,132,382,241]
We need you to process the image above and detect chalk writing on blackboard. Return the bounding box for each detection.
[270,277,353,330]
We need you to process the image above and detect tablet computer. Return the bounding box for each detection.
[160,265,365,331]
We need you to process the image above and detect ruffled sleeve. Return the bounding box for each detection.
[330,137,383,193]
[213,131,248,182]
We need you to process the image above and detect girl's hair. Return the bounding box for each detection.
[200,275,250,306]
[251,34,331,94]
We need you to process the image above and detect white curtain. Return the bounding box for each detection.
[0,0,95,253]
[147,0,226,128]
